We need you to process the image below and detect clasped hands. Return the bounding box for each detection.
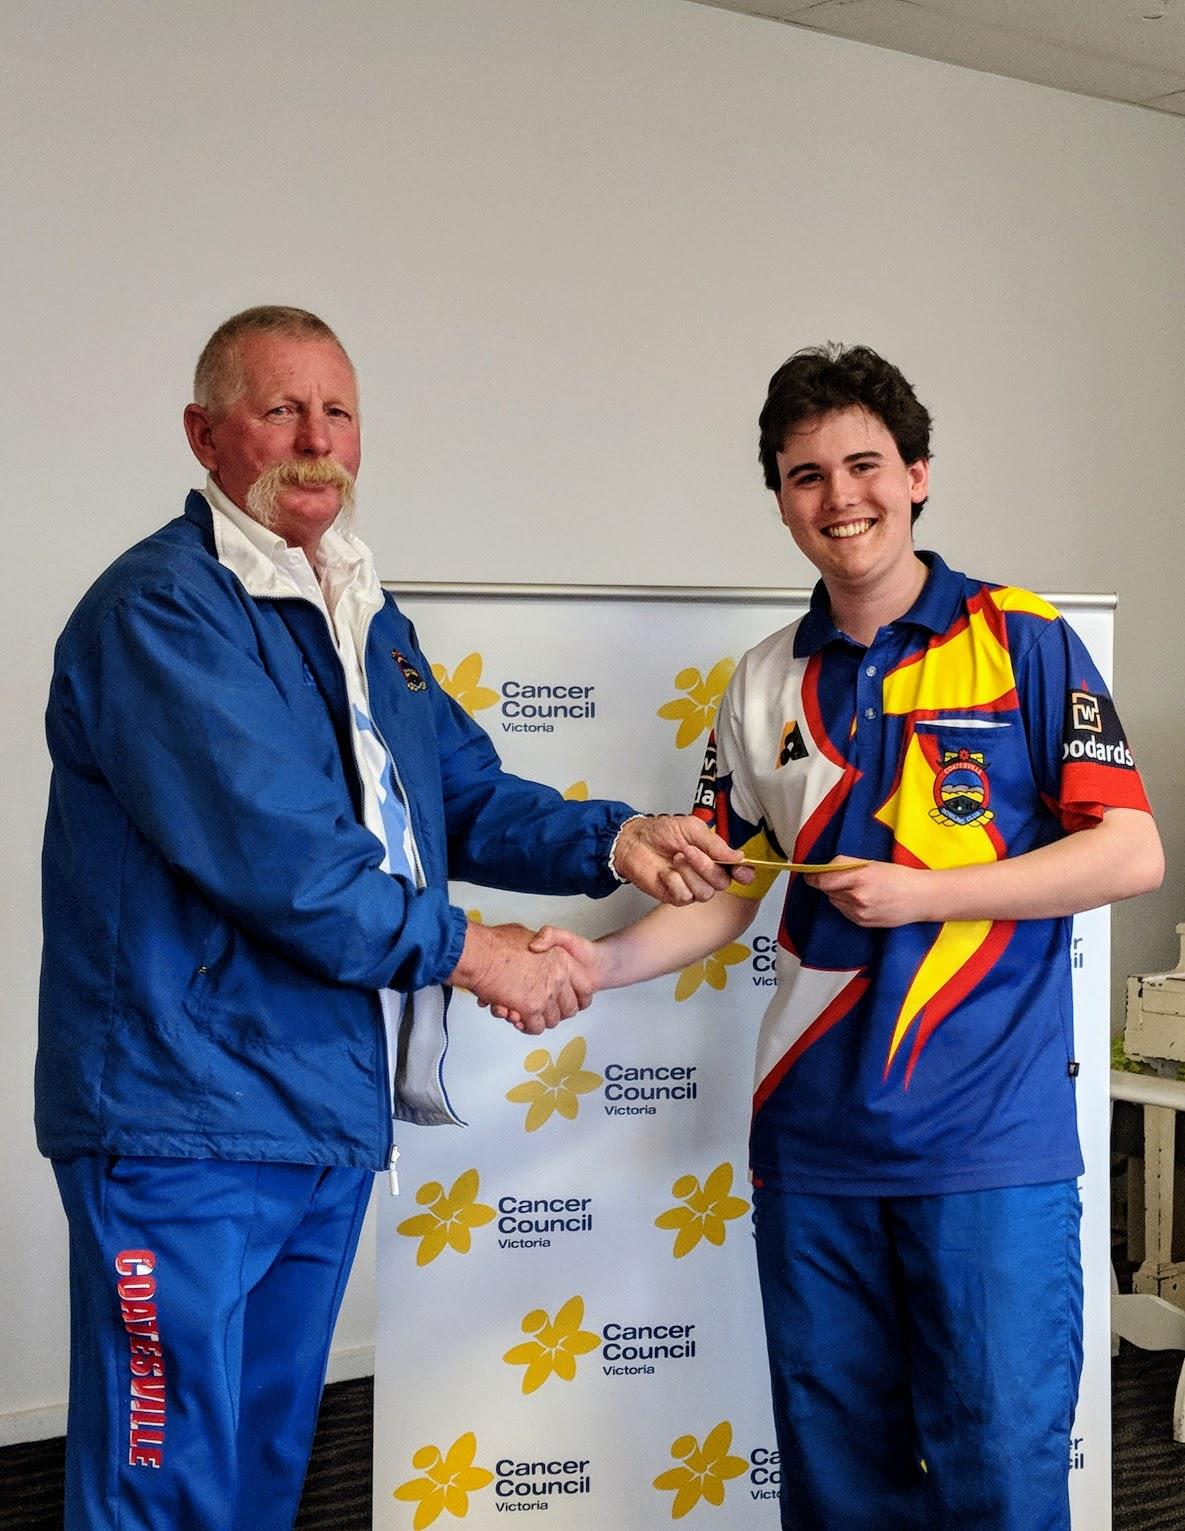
[451,920,604,1034]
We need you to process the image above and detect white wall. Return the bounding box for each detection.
[2,0,1183,1435]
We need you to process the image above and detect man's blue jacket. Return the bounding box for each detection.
[36,494,632,1170]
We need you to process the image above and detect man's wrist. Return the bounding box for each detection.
[608,813,654,883]
[447,920,491,991]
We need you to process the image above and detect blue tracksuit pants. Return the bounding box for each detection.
[53,1156,373,1530]
[752,1181,1084,1531]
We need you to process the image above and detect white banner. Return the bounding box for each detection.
[373,586,1114,1531]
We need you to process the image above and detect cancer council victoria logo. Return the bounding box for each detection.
[431,654,499,716]
[503,1296,601,1394]
[653,1421,748,1519]
[673,940,751,1002]
[506,1038,603,1132]
[656,1164,749,1259]
[657,658,735,749]
[395,1170,495,1266]
[393,1432,493,1527]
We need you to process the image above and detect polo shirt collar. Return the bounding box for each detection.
[793,551,965,657]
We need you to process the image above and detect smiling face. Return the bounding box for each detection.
[183,332,362,559]
[774,405,929,608]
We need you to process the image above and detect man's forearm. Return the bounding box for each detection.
[921,808,1163,923]
[593,890,760,989]
[811,808,1164,930]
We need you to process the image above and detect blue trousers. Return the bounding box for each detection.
[753,1182,1083,1531]
[53,1156,373,1531]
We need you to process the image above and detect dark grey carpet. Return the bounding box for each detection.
[3,1354,1183,1527]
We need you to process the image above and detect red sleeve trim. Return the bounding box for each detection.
[1057,760,1151,832]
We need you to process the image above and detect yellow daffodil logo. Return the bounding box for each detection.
[393,1432,493,1527]
[656,1163,749,1259]
[395,1169,495,1266]
[563,780,589,800]
[657,659,736,749]
[505,1037,602,1132]
[431,653,499,716]
[673,941,750,1002]
[653,1421,748,1519]
[502,1295,600,1394]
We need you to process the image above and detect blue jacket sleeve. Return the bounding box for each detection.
[62,581,465,992]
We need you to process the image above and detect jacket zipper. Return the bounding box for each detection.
[353,603,462,1129]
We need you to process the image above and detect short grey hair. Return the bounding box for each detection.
[192,305,352,418]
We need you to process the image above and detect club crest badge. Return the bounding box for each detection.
[392,650,427,692]
[930,748,993,828]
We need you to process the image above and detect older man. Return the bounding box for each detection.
[35,305,741,1530]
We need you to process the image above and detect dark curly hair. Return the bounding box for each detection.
[758,344,933,521]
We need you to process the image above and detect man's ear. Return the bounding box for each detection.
[908,457,930,502]
[183,404,218,472]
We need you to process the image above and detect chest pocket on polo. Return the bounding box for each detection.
[881,717,1030,868]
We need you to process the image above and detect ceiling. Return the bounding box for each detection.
[689,0,1185,115]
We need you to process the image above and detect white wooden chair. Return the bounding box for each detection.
[1110,1069,1185,1440]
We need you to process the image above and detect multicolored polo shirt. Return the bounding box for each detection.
[694,553,1150,1196]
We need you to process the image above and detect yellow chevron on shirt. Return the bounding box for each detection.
[881,598,1015,716]
[884,918,994,1073]
[987,586,1058,622]
[729,829,784,902]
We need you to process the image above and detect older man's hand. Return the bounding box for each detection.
[447,920,595,1034]
[611,814,754,906]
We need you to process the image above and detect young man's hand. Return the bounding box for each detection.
[804,860,933,928]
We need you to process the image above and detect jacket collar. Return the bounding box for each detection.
[793,551,965,657]
[185,480,382,610]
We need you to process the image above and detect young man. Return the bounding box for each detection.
[532,345,1163,1530]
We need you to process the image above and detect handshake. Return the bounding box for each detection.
[445,813,753,1034]
[449,919,605,1034]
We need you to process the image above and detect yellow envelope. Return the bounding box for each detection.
[730,858,869,874]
